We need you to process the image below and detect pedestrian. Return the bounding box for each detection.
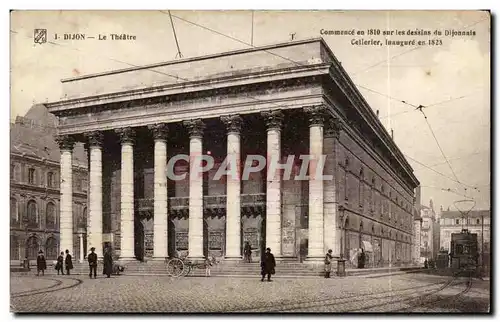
[56,251,64,275]
[103,247,113,278]
[88,247,98,279]
[260,247,276,282]
[204,256,212,277]
[36,250,47,276]
[358,248,366,269]
[324,249,333,278]
[65,249,73,275]
[244,241,252,263]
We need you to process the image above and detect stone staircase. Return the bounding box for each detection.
[13,259,423,278]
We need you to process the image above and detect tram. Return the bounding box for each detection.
[450,229,478,271]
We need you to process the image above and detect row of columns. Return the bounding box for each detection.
[56,106,339,261]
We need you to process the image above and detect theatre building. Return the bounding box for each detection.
[45,38,420,266]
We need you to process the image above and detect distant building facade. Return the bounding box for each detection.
[10,105,88,264]
[419,200,437,261]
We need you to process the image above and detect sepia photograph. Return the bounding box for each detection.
[9,9,491,314]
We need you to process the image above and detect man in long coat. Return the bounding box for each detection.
[65,249,73,275]
[103,247,113,278]
[88,247,98,279]
[261,247,276,282]
[36,250,47,276]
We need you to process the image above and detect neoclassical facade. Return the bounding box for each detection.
[45,38,420,266]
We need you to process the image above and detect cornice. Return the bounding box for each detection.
[45,63,330,113]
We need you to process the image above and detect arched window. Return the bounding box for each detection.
[10,198,18,223]
[10,235,19,260]
[27,200,38,228]
[26,236,39,260]
[82,207,87,228]
[47,172,54,188]
[46,202,56,229]
[45,237,57,260]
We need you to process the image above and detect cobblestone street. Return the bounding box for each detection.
[10,273,490,313]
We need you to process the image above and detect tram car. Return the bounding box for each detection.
[450,229,478,271]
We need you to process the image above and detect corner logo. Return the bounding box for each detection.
[34,29,47,44]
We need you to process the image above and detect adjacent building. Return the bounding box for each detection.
[10,105,88,264]
[419,200,437,261]
[44,38,420,266]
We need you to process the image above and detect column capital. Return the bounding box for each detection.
[56,135,75,151]
[221,115,242,134]
[148,123,169,141]
[85,131,104,148]
[324,117,343,138]
[304,105,327,127]
[261,110,284,131]
[115,127,135,144]
[183,119,205,138]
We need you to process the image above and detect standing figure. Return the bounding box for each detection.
[324,249,333,278]
[358,249,366,269]
[88,247,98,279]
[103,247,113,278]
[36,250,47,276]
[65,249,73,275]
[260,248,276,282]
[204,256,212,277]
[56,252,64,275]
[244,242,252,263]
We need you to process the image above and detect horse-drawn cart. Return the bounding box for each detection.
[165,254,218,277]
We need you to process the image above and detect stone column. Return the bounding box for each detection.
[221,115,242,260]
[305,106,325,262]
[184,119,205,260]
[86,131,103,257]
[116,128,136,260]
[56,135,74,255]
[262,110,284,258]
[79,233,84,262]
[149,124,169,260]
[324,117,343,259]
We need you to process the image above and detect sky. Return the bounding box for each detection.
[9,10,491,212]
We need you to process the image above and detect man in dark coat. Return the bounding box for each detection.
[88,247,98,279]
[36,250,47,276]
[56,251,64,275]
[261,247,276,282]
[244,242,252,263]
[358,249,366,269]
[65,249,73,275]
[103,247,113,278]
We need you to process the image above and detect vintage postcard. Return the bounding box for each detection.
[9,10,490,313]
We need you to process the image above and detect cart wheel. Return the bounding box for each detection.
[165,259,173,276]
[169,258,185,277]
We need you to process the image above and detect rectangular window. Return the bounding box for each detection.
[10,165,14,180]
[28,168,35,184]
[455,219,460,225]
[47,172,54,188]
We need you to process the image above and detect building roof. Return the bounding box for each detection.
[440,210,490,219]
[11,104,87,168]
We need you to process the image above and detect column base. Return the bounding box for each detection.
[152,256,168,262]
[119,257,137,261]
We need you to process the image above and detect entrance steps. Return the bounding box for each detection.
[15,260,423,278]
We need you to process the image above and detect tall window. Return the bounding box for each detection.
[46,202,56,229]
[26,236,39,260]
[10,236,19,260]
[28,168,36,184]
[455,219,460,225]
[10,165,14,180]
[344,158,349,200]
[45,237,57,260]
[47,172,54,188]
[10,198,18,223]
[476,218,481,225]
[27,200,38,228]
[359,168,364,207]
